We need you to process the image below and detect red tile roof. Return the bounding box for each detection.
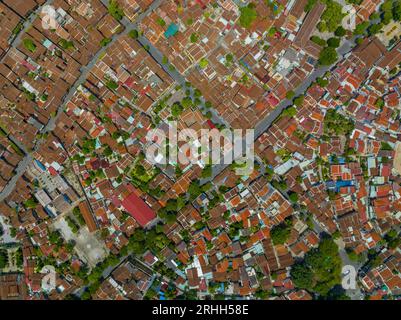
[121,192,156,227]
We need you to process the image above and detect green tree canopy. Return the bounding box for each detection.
[323,109,354,136]
[291,237,342,296]
[334,26,346,37]
[318,47,338,66]
[270,218,293,245]
[327,37,340,48]
[239,3,258,29]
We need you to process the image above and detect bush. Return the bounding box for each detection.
[225,53,234,64]
[194,88,202,97]
[293,95,304,107]
[128,30,139,39]
[381,141,392,151]
[108,0,124,21]
[73,207,86,226]
[24,197,38,209]
[204,101,213,109]
[201,165,212,178]
[48,230,63,247]
[367,23,383,36]
[156,18,166,26]
[270,218,293,245]
[286,90,295,99]
[305,0,317,12]
[327,37,340,48]
[66,216,79,234]
[323,109,354,136]
[23,38,36,53]
[353,21,369,35]
[319,1,345,32]
[10,228,17,237]
[59,39,74,50]
[346,249,360,262]
[384,229,401,249]
[281,106,297,118]
[268,27,278,37]
[334,26,346,37]
[355,37,363,45]
[100,38,112,47]
[0,249,8,269]
[190,33,199,43]
[288,192,299,203]
[105,79,119,90]
[188,180,202,200]
[375,98,385,108]
[316,77,329,87]
[310,36,326,47]
[394,1,401,21]
[171,102,184,117]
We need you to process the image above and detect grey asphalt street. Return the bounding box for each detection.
[254,39,354,139]
[138,35,229,126]
[0,0,163,202]
[314,219,364,300]
[208,38,355,180]
[0,3,357,200]
[0,0,55,64]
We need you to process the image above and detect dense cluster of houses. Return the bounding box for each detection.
[0,0,400,300]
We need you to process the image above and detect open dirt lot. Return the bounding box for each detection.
[393,141,401,175]
[377,21,401,47]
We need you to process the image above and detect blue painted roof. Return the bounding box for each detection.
[335,180,353,192]
[35,160,46,171]
[165,23,179,38]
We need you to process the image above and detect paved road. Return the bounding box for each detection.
[0,0,165,202]
[312,219,364,300]
[45,0,163,134]
[104,0,231,128]
[0,154,33,202]
[75,254,162,298]
[0,2,357,199]
[104,1,229,128]
[254,41,354,138]
[0,0,54,201]
[336,239,365,300]
[8,134,30,154]
[208,38,355,180]
[135,31,354,184]
[0,0,55,64]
